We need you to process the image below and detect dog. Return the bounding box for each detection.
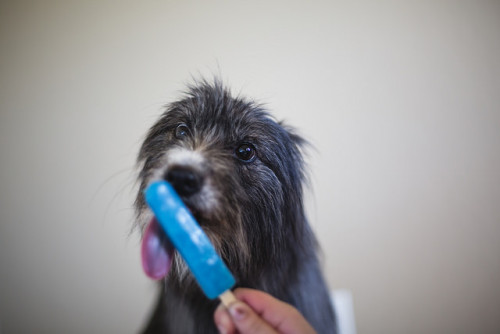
[134,79,337,333]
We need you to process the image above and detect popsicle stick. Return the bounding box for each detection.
[219,290,237,307]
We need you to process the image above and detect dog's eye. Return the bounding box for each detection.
[175,124,190,139]
[235,143,256,162]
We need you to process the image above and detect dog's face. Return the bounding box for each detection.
[135,81,307,284]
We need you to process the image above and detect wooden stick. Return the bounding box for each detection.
[219,290,237,308]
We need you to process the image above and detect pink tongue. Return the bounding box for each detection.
[141,218,173,280]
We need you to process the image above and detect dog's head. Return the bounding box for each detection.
[135,80,310,285]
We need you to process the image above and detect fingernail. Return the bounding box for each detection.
[228,302,247,321]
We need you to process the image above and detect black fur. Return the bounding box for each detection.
[135,79,337,333]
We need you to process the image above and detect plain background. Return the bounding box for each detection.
[1,1,499,333]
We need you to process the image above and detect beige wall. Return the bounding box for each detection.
[1,1,499,333]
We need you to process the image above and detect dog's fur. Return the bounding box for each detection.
[135,80,336,333]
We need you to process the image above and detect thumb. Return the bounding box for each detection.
[227,301,278,334]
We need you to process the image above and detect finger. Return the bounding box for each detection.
[227,301,278,334]
[233,288,295,325]
[233,288,316,334]
[214,304,236,334]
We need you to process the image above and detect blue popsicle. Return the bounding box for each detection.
[144,181,236,302]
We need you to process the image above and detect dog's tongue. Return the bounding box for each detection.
[141,218,173,280]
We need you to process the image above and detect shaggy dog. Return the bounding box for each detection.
[134,80,336,333]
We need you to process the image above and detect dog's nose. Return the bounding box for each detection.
[165,167,203,197]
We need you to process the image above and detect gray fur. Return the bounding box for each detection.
[135,79,337,333]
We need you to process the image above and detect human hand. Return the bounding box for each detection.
[214,288,317,334]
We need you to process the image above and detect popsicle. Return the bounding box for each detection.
[144,180,237,306]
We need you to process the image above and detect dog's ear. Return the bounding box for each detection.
[278,121,309,150]
[288,129,307,148]
[276,120,311,179]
